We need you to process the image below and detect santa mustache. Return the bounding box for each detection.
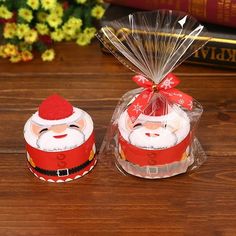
[128,125,178,150]
[36,127,85,151]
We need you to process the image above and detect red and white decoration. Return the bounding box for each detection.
[117,74,194,178]
[127,73,193,122]
[24,94,96,182]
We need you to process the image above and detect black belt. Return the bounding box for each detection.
[28,158,94,177]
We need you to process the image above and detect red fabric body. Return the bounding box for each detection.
[26,132,96,181]
[119,132,191,166]
[27,159,96,182]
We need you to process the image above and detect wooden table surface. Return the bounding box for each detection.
[0,42,235,236]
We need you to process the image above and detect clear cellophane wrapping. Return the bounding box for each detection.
[97,10,210,179]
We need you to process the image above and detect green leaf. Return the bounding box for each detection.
[17,16,29,24]
[62,6,74,23]
[83,7,92,27]
[13,0,28,9]
[6,37,20,44]
[72,6,82,18]
[34,41,47,52]
[19,42,32,51]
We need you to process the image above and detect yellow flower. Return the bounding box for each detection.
[21,50,33,62]
[67,17,82,28]
[37,11,48,22]
[0,5,13,19]
[24,29,38,44]
[3,23,17,39]
[53,3,63,17]
[62,23,76,37]
[10,53,22,63]
[51,29,64,42]
[47,13,62,28]
[76,33,91,46]
[91,5,105,19]
[27,0,40,10]
[41,0,56,10]
[16,24,30,39]
[41,49,55,61]
[18,8,33,22]
[0,46,8,58]
[3,44,18,57]
[84,27,96,39]
[62,18,82,38]
[36,23,49,35]
[64,34,73,41]
[76,0,87,4]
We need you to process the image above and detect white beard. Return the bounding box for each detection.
[129,127,177,149]
[37,128,85,151]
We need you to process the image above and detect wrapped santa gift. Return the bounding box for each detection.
[117,91,193,178]
[97,10,209,178]
[24,94,97,182]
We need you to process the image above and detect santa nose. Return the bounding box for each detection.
[51,124,67,133]
[144,122,161,130]
[145,133,159,137]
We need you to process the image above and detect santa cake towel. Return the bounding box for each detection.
[117,95,193,179]
[24,94,97,183]
[97,10,209,179]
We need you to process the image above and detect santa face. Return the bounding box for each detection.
[34,119,85,151]
[24,111,93,152]
[118,109,190,150]
[128,122,178,149]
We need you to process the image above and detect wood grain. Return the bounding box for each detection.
[0,42,234,76]
[0,42,235,236]
[0,152,236,235]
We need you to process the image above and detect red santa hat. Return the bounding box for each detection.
[31,94,83,125]
[129,95,173,122]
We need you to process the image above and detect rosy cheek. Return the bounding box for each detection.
[31,123,42,136]
[75,119,85,130]
[126,116,134,131]
[169,121,180,131]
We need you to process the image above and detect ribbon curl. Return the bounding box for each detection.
[127,73,193,122]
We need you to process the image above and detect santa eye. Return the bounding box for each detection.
[133,123,142,128]
[69,124,79,128]
[39,128,48,133]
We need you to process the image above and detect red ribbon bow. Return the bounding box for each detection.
[127,73,193,122]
